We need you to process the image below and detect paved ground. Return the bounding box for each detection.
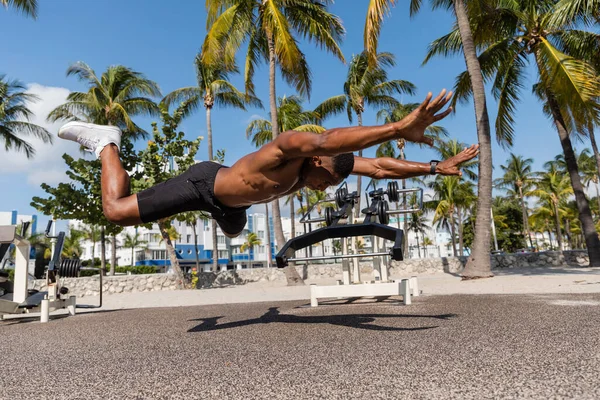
[2,292,600,399]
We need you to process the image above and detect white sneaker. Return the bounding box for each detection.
[58,121,122,158]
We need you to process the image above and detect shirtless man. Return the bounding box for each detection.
[57,89,479,238]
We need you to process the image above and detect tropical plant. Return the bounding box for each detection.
[426,176,461,256]
[165,53,260,272]
[532,165,574,251]
[315,51,415,216]
[122,231,148,267]
[1,0,37,18]
[407,212,430,258]
[47,62,161,274]
[429,0,600,265]
[203,0,345,276]
[176,211,210,273]
[62,228,84,259]
[135,101,202,286]
[495,154,536,248]
[0,75,52,157]
[365,0,495,277]
[80,224,101,265]
[579,149,600,217]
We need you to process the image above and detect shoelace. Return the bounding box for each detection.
[78,137,99,152]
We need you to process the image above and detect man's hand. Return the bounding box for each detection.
[395,89,453,146]
[436,144,479,176]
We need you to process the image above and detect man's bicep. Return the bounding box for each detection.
[352,157,381,178]
[276,130,324,158]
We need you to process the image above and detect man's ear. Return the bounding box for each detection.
[312,156,322,166]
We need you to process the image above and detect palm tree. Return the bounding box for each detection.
[0,75,52,157]
[1,0,37,18]
[422,236,434,257]
[430,0,600,266]
[241,232,261,269]
[164,54,260,272]
[177,211,209,274]
[80,224,101,265]
[530,205,556,251]
[579,149,600,219]
[532,166,573,251]
[122,231,147,267]
[365,0,494,277]
[48,62,161,275]
[247,94,324,280]
[203,0,345,269]
[62,228,84,259]
[495,154,536,249]
[407,212,430,258]
[316,51,415,216]
[158,224,181,274]
[426,176,462,256]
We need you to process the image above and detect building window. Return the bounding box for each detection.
[218,250,228,259]
[257,231,264,239]
[217,236,226,244]
[258,246,265,254]
[152,250,166,259]
[187,234,191,243]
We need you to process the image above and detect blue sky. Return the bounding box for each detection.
[0,0,573,231]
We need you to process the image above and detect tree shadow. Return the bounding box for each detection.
[188,307,457,333]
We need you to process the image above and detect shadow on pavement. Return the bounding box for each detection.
[188,307,457,333]
[492,267,600,276]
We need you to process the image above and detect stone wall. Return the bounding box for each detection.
[32,273,180,298]
[30,250,592,296]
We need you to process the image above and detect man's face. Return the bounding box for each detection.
[304,157,342,192]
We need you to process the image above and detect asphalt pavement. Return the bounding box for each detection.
[2,293,599,399]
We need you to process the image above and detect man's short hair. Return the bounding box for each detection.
[331,153,354,179]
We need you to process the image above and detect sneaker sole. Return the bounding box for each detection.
[58,121,122,139]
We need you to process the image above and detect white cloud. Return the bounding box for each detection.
[0,83,93,186]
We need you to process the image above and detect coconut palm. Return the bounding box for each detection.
[0,75,52,158]
[495,154,536,248]
[532,166,574,251]
[407,212,430,258]
[80,224,101,265]
[1,0,37,18]
[203,0,345,271]
[241,232,262,269]
[122,231,147,267]
[248,94,324,254]
[48,62,161,275]
[426,176,462,256]
[164,54,260,272]
[428,0,600,265]
[62,228,84,259]
[48,62,160,136]
[365,0,494,277]
[315,51,415,217]
[579,149,600,218]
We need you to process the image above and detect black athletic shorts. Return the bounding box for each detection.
[136,161,250,236]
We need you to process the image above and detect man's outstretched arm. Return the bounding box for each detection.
[275,90,453,158]
[352,145,479,179]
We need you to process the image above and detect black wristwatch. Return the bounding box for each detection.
[429,160,440,175]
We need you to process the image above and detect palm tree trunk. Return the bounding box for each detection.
[131,246,134,267]
[110,235,117,275]
[158,221,186,288]
[416,233,421,258]
[355,112,364,218]
[458,208,464,256]
[552,202,563,250]
[544,88,600,265]
[519,186,534,249]
[546,227,553,250]
[206,106,220,273]
[450,219,457,257]
[100,227,106,276]
[401,148,409,259]
[596,181,600,220]
[264,204,272,267]
[588,124,600,184]
[454,0,493,278]
[265,32,291,274]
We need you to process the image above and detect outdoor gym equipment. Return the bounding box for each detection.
[0,221,102,323]
[275,181,422,306]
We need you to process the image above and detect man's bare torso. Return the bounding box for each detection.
[213,141,307,208]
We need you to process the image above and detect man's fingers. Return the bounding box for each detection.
[419,92,433,110]
[433,107,453,122]
[422,135,434,147]
[427,89,446,110]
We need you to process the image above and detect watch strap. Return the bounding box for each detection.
[430,160,440,175]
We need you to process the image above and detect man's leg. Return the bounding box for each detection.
[100,145,142,226]
[58,122,141,226]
